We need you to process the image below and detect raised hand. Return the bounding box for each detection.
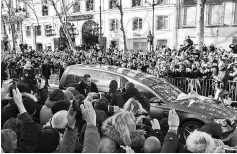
[151,118,161,130]
[13,88,26,114]
[1,79,13,100]
[80,100,96,126]
[168,109,180,129]
[67,105,77,129]
[121,146,134,153]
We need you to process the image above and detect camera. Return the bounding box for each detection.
[93,93,100,99]
[72,100,82,117]
[108,105,115,114]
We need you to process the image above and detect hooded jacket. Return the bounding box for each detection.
[101,119,146,152]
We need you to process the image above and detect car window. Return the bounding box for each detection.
[64,68,90,87]
[89,70,121,92]
[120,76,129,88]
[65,67,121,92]
[125,79,156,100]
[134,84,156,100]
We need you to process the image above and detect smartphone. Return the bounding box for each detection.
[9,81,17,97]
[72,100,81,112]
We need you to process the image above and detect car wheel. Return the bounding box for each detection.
[179,121,203,143]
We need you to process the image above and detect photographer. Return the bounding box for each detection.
[34,74,48,105]
[60,101,100,153]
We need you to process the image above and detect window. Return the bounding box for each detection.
[86,0,94,11]
[234,3,237,24]
[132,0,141,7]
[133,18,142,30]
[73,0,80,13]
[109,0,117,9]
[183,6,196,26]
[45,25,52,36]
[157,39,167,48]
[208,4,221,25]
[34,25,41,36]
[157,16,168,30]
[110,19,119,31]
[42,0,48,16]
[26,26,31,37]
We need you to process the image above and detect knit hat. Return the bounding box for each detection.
[68,89,80,97]
[22,98,36,116]
[63,90,74,101]
[109,80,118,91]
[125,82,135,90]
[51,100,70,115]
[199,122,222,139]
[49,89,65,101]
[2,118,17,131]
[51,110,68,129]
[39,127,60,153]
[66,87,76,91]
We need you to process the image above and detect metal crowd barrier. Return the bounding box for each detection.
[164,77,237,103]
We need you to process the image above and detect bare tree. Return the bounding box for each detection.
[115,0,127,52]
[195,0,206,55]
[2,0,18,50]
[48,0,78,51]
[19,0,40,50]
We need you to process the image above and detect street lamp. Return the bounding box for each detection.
[145,0,163,52]
[68,23,79,44]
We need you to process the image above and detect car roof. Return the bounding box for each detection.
[68,64,182,102]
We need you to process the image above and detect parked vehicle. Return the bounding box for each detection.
[55,64,237,142]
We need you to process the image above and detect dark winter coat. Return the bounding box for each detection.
[41,63,51,79]
[74,81,98,97]
[109,90,125,108]
[14,112,40,153]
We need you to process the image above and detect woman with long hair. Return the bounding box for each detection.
[101,111,145,151]
[123,98,148,117]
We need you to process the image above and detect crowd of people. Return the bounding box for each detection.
[1,38,237,152]
[1,72,237,153]
[2,39,237,84]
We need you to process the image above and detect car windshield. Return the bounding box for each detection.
[141,77,182,101]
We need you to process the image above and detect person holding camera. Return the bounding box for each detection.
[75,74,98,97]
[34,74,48,105]
[59,100,100,153]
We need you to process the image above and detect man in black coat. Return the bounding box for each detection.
[74,74,98,97]
[41,59,51,86]
[58,62,67,81]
